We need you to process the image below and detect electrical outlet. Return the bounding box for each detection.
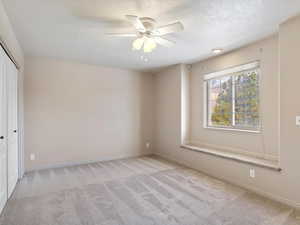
[250,168,255,178]
[30,153,35,161]
[146,142,150,149]
[296,116,300,126]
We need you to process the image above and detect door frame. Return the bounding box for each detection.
[0,42,8,214]
[16,69,23,179]
[0,40,23,181]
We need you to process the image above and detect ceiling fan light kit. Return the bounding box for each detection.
[143,37,157,52]
[132,36,157,53]
[132,37,145,50]
[107,15,184,53]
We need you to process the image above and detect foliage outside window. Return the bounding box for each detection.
[205,64,260,131]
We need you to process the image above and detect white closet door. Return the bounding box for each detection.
[0,47,8,213]
[6,55,18,198]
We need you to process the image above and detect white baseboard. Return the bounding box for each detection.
[25,153,153,173]
[153,152,300,210]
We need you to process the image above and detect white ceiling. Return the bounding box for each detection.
[3,0,300,71]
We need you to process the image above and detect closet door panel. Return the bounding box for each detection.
[6,57,18,198]
[0,48,7,214]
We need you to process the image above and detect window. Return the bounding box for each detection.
[204,62,260,131]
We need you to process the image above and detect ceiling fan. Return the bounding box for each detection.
[106,15,184,53]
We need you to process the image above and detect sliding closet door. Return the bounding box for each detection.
[0,48,7,213]
[6,55,18,198]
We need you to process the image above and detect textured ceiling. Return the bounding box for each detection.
[3,0,300,71]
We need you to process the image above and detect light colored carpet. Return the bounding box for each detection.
[0,156,299,225]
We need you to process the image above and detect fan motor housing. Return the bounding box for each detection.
[140,17,156,31]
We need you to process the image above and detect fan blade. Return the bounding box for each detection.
[125,15,146,32]
[105,33,137,37]
[154,22,184,36]
[154,37,175,47]
[73,13,129,28]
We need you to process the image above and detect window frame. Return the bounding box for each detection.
[203,61,261,133]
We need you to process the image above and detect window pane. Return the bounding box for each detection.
[208,76,232,127]
[234,69,259,129]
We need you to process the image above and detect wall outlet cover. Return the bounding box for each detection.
[30,153,35,161]
[296,116,300,126]
[250,168,255,178]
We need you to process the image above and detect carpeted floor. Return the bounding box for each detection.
[0,156,299,225]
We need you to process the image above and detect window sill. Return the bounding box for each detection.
[204,126,261,134]
[180,144,281,172]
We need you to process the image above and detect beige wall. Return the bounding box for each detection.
[279,15,300,207]
[189,36,279,160]
[154,65,182,158]
[0,0,25,176]
[154,16,300,208]
[24,57,153,171]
